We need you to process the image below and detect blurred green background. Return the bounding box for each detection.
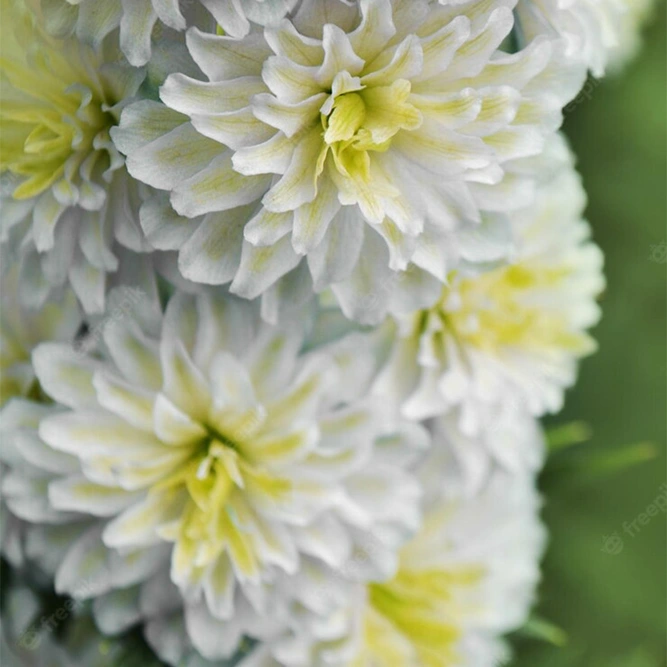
[512,4,667,666]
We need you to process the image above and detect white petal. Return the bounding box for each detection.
[171,152,271,218]
[208,352,264,440]
[185,600,244,660]
[307,205,364,291]
[231,235,301,300]
[244,208,293,246]
[93,371,155,431]
[113,101,187,155]
[75,1,122,48]
[161,73,266,115]
[191,107,275,150]
[204,556,236,620]
[192,291,258,369]
[32,343,104,410]
[160,338,212,423]
[152,0,186,30]
[56,524,113,598]
[68,252,106,314]
[40,410,165,458]
[103,490,184,549]
[252,92,326,138]
[349,0,397,61]
[139,193,199,250]
[120,0,157,67]
[292,174,341,255]
[49,475,139,517]
[177,207,248,285]
[186,28,272,80]
[11,430,79,475]
[153,393,207,446]
[244,323,302,399]
[126,123,222,192]
[103,319,163,391]
[261,127,325,213]
[262,56,321,104]
[294,514,352,568]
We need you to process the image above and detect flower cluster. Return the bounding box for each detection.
[0,0,645,664]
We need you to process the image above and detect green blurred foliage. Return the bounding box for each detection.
[512,4,667,666]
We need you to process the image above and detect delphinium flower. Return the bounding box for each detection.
[113,0,585,324]
[516,0,654,76]
[234,439,546,667]
[41,0,300,66]
[26,289,428,661]
[374,135,605,442]
[0,0,152,313]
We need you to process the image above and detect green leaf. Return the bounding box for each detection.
[574,442,658,480]
[517,616,568,647]
[546,421,593,452]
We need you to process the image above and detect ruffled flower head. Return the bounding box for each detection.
[26,289,427,660]
[375,137,605,433]
[0,0,150,312]
[350,467,545,667]
[115,0,583,323]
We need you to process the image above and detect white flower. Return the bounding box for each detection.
[516,0,654,76]
[374,135,605,436]
[1,0,152,313]
[349,469,545,667]
[29,289,427,661]
[41,0,300,66]
[114,0,584,324]
[235,440,546,667]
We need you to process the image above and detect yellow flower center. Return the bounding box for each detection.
[354,565,483,666]
[433,262,593,355]
[155,425,292,582]
[321,80,422,185]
